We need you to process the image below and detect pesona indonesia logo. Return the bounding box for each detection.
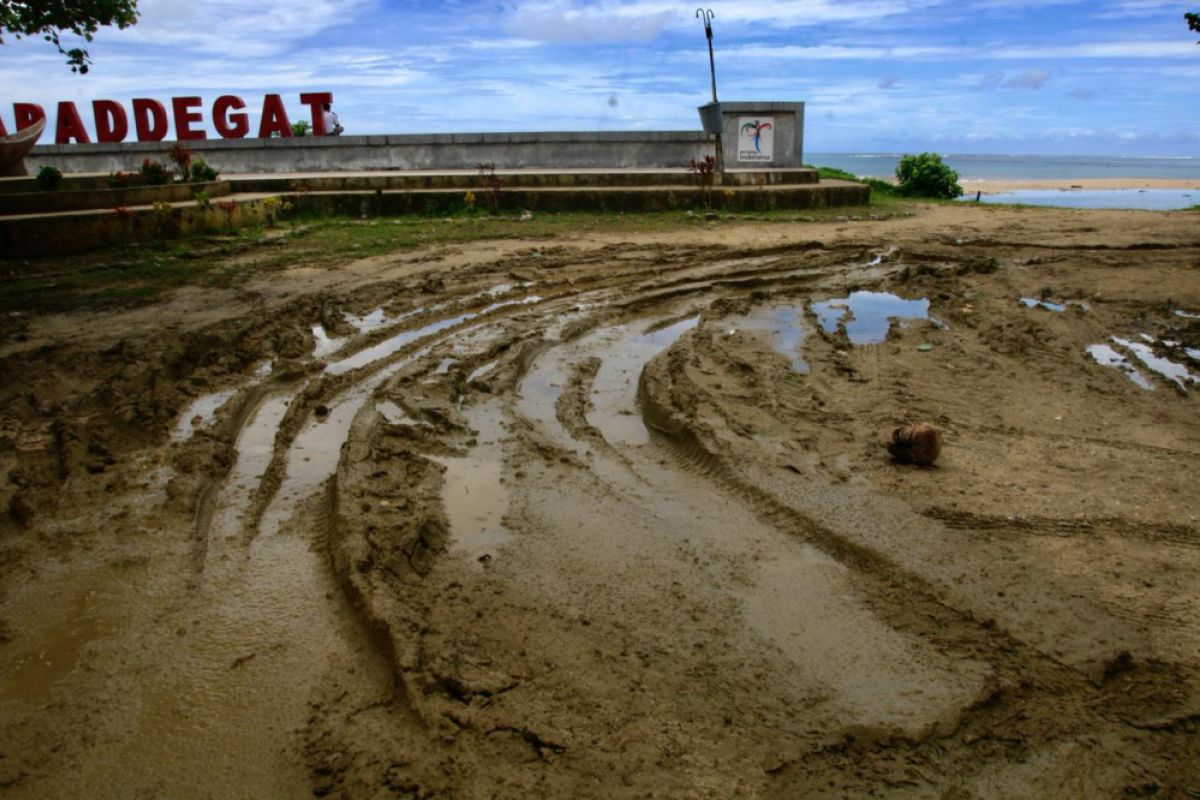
[737,117,774,162]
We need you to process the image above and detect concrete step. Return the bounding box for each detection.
[1,180,869,258]
[227,167,819,193]
[0,180,232,216]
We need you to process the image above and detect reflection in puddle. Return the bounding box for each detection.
[729,305,809,373]
[1021,298,1066,312]
[468,361,498,382]
[344,307,386,332]
[1112,336,1198,390]
[811,291,930,345]
[431,402,511,563]
[172,388,237,442]
[312,324,346,358]
[1087,344,1153,390]
[208,391,298,559]
[375,400,428,427]
[434,358,458,374]
[1175,310,1200,320]
[326,297,540,377]
[1020,298,1089,313]
[589,316,700,446]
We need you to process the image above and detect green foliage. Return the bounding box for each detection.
[0,0,139,73]
[35,165,64,192]
[189,158,219,183]
[139,158,171,186]
[894,152,963,199]
[1188,12,1200,41]
[811,165,899,199]
[291,120,311,137]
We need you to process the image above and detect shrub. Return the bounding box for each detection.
[812,165,899,199]
[35,165,63,192]
[688,155,717,213]
[140,158,172,186]
[168,143,192,181]
[189,158,219,183]
[894,152,963,199]
[291,120,311,137]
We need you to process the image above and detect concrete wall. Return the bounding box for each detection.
[27,131,715,175]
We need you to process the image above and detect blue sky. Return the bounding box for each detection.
[1,0,1197,155]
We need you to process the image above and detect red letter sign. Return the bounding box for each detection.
[172,96,207,140]
[213,95,249,138]
[132,98,168,141]
[0,115,7,137]
[299,92,333,136]
[257,94,292,138]
[14,103,46,131]
[93,100,129,143]
[55,101,91,144]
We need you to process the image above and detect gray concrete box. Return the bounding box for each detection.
[711,102,805,169]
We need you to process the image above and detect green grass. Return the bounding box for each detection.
[1,204,907,314]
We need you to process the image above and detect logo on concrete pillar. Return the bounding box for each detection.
[738,118,774,162]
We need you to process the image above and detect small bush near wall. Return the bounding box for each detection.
[36,166,63,192]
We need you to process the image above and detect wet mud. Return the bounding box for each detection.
[2,204,1199,798]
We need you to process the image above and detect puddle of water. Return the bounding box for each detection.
[207,391,298,564]
[171,388,238,442]
[434,358,458,374]
[811,292,930,345]
[344,307,387,332]
[1112,336,1198,390]
[1175,310,1200,320]
[729,306,809,373]
[0,573,123,705]
[326,313,473,376]
[312,324,347,359]
[375,400,428,427]
[430,402,511,563]
[486,283,513,297]
[253,360,274,379]
[588,316,700,446]
[326,297,540,377]
[1021,298,1066,313]
[1020,298,1089,313]
[1087,343,1154,390]
[468,361,498,382]
[741,549,988,735]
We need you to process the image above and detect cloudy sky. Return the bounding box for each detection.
[1,0,1197,155]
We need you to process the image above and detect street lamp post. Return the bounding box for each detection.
[696,8,717,104]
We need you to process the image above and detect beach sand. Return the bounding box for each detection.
[961,176,1200,193]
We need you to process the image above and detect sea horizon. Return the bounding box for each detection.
[806,152,1200,182]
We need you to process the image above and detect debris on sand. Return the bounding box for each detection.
[888,422,943,466]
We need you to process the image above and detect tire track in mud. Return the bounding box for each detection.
[304,239,1196,796]
[8,227,1197,797]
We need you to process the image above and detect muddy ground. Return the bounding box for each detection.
[1,203,1198,798]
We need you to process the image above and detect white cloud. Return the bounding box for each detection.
[117,0,375,56]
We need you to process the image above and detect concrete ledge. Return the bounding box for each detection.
[0,180,869,258]
[0,180,229,215]
[28,130,717,175]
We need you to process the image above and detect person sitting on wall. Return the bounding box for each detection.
[322,103,344,136]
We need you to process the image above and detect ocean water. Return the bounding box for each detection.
[967,188,1198,211]
[807,153,1200,210]
[806,153,1200,181]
